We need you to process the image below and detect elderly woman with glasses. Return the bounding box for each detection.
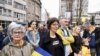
[2,22,34,56]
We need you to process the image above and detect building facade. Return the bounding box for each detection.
[72,0,88,24]
[0,0,41,28]
[59,0,88,25]
[89,11,100,26]
[59,0,73,18]
[26,0,41,22]
[0,0,27,28]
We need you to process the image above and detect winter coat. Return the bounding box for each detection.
[2,41,33,56]
[95,27,100,53]
[83,29,96,48]
[82,45,91,56]
[26,30,40,47]
[38,28,48,46]
[56,27,74,55]
[40,31,65,56]
[3,36,28,47]
[83,27,100,52]
[0,32,5,50]
[71,35,82,54]
[57,27,74,45]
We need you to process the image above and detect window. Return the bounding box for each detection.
[4,0,7,4]
[3,9,7,16]
[3,9,11,17]
[18,13,20,19]
[0,7,2,15]
[14,2,26,10]
[7,0,12,5]
[21,14,24,19]
[8,10,11,16]
[14,12,17,18]
[22,14,25,19]
[14,12,26,19]
[0,0,4,4]
[23,5,26,10]
[22,14,26,19]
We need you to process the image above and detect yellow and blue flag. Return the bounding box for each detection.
[32,51,43,56]
[32,47,52,56]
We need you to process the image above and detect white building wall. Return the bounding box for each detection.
[0,0,27,22]
[59,0,67,17]
[72,0,88,16]
[59,0,73,18]
[15,0,26,5]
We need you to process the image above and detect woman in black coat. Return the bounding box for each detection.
[95,27,100,56]
[69,26,82,56]
[40,18,65,56]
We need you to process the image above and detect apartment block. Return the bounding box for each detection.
[0,0,26,28]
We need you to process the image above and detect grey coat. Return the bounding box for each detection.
[2,41,33,56]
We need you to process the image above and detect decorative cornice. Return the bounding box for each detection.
[30,0,41,8]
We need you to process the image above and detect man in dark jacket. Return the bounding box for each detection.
[0,26,5,50]
[38,23,48,46]
[95,27,100,56]
[83,22,100,56]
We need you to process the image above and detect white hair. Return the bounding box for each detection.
[8,22,26,36]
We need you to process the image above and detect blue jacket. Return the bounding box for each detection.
[26,30,40,47]
[0,32,5,50]
[83,29,95,48]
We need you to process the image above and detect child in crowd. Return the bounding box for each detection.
[82,38,91,56]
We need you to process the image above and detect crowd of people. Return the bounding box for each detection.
[0,17,100,56]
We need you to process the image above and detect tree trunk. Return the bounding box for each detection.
[77,0,83,25]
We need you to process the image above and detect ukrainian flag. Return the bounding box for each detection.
[32,47,52,56]
[32,51,43,56]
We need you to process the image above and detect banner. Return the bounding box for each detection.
[32,47,52,56]
[32,51,43,56]
[64,12,71,21]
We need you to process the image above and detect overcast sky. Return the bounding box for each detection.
[88,0,100,13]
[41,0,100,18]
[41,0,59,18]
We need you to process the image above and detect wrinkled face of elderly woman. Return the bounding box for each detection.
[11,27,25,41]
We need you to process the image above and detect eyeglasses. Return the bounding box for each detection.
[12,31,24,34]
